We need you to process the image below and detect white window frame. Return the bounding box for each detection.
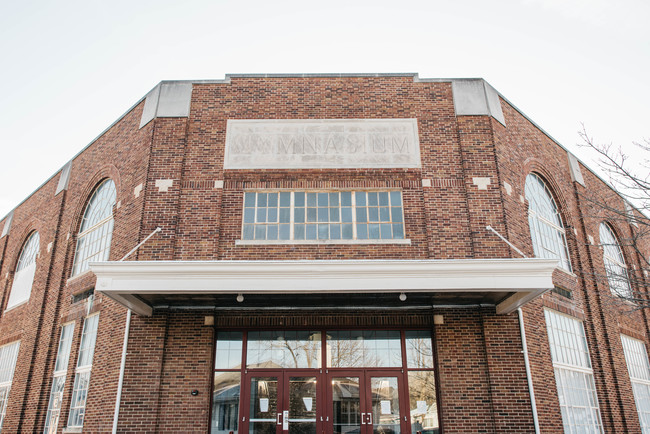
[0,341,20,432]
[67,314,99,429]
[236,190,410,245]
[545,309,603,433]
[44,322,75,434]
[6,232,40,310]
[71,180,116,277]
[621,335,650,433]
[525,173,572,272]
[599,223,632,298]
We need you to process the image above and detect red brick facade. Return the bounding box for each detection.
[0,74,647,433]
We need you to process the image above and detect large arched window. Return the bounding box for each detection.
[599,223,632,298]
[6,231,40,309]
[72,179,116,276]
[525,173,572,271]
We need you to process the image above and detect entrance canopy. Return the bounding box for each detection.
[90,258,557,316]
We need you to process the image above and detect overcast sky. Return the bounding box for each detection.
[0,0,648,218]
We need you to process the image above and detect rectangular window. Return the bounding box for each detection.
[246,331,321,369]
[327,330,402,368]
[545,309,603,433]
[44,323,74,434]
[621,335,650,433]
[240,191,406,243]
[0,341,20,432]
[67,314,99,428]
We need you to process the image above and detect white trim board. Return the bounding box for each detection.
[91,258,557,316]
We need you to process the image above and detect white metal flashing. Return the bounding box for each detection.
[1,211,13,237]
[91,258,557,316]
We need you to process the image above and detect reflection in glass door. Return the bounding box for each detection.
[331,377,361,434]
[245,373,320,434]
[248,376,280,434]
[288,376,317,433]
[367,376,402,434]
[328,371,405,434]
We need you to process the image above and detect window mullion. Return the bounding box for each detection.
[290,191,295,240]
[352,192,357,240]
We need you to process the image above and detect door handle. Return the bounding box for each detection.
[283,410,289,430]
[367,412,373,425]
[277,413,282,425]
[361,413,366,425]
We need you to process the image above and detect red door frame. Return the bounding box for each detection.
[241,369,323,433]
[325,368,408,434]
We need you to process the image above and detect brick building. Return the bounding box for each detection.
[0,73,648,433]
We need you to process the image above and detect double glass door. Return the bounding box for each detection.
[328,370,405,434]
[242,370,405,434]
[244,371,320,434]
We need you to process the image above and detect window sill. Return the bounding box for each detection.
[236,239,412,246]
[4,299,29,313]
[554,267,577,279]
[63,427,83,433]
[67,269,94,285]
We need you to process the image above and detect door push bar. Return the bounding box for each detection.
[360,412,373,425]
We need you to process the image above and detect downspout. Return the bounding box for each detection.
[519,307,540,434]
[111,227,161,434]
[486,226,540,433]
[112,309,131,434]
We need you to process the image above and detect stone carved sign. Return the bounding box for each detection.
[224,119,421,169]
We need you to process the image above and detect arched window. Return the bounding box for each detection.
[72,179,116,276]
[6,231,40,309]
[524,173,572,271]
[599,223,632,298]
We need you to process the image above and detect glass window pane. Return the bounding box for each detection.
[267,193,278,207]
[267,225,278,240]
[246,331,321,369]
[341,192,352,206]
[294,224,305,240]
[279,208,290,223]
[211,371,240,434]
[280,192,291,207]
[295,192,305,207]
[405,331,434,369]
[327,331,401,367]
[243,208,255,224]
[215,332,243,370]
[295,208,305,223]
[357,224,368,240]
[408,371,439,434]
[279,225,290,240]
[244,192,256,207]
[254,225,266,240]
[243,225,254,240]
[318,224,329,240]
[390,191,402,206]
